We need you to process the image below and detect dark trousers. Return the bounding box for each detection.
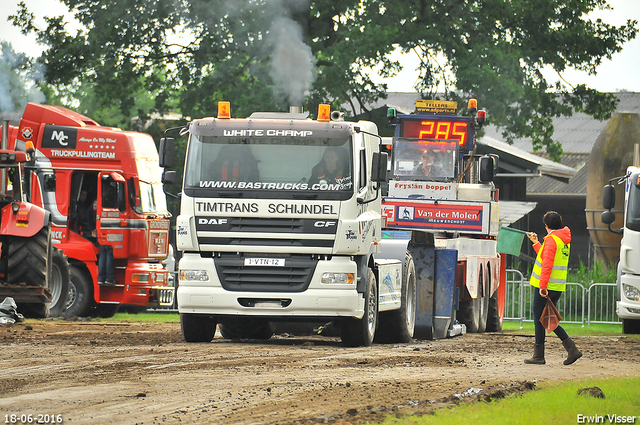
[98,245,115,283]
[533,287,569,344]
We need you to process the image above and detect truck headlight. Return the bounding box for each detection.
[321,272,354,284]
[622,284,640,302]
[180,270,210,282]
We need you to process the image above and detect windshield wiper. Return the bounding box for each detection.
[218,191,245,198]
[293,193,319,200]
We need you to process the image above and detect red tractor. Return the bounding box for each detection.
[0,124,69,318]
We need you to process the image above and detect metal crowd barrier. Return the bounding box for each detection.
[504,269,620,328]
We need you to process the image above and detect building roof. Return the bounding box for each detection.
[477,136,578,182]
[527,153,589,196]
[481,92,640,154]
[499,201,538,227]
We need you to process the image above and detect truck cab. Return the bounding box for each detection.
[167,103,414,346]
[602,165,640,333]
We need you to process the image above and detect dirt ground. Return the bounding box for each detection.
[1,320,638,425]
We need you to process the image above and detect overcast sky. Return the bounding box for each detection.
[1,0,639,93]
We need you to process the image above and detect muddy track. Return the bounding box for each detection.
[1,321,638,424]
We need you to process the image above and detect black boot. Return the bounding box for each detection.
[524,343,545,364]
[562,337,583,365]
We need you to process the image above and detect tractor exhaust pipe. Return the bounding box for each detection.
[289,106,303,114]
[2,120,8,150]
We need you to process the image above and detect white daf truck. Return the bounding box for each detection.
[161,103,416,346]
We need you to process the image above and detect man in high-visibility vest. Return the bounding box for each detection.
[525,211,582,365]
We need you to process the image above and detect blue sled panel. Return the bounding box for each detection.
[433,249,458,339]
[409,244,435,340]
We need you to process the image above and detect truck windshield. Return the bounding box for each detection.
[183,135,353,193]
[139,181,169,213]
[391,138,457,181]
[627,178,640,232]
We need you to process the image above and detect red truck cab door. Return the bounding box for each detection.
[96,172,127,255]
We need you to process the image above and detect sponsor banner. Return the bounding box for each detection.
[41,125,119,160]
[195,201,338,216]
[415,99,458,114]
[223,129,313,137]
[387,180,456,200]
[197,178,352,191]
[382,199,489,233]
[42,125,77,149]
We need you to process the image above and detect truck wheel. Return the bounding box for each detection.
[219,318,274,340]
[7,226,50,318]
[341,268,378,347]
[49,248,70,317]
[485,288,503,332]
[181,313,217,342]
[64,267,93,317]
[375,252,416,343]
[622,319,640,334]
[477,269,490,333]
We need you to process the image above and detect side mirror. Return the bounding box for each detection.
[602,184,616,210]
[163,170,177,186]
[159,137,175,168]
[371,152,388,183]
[601,210,616,225]
[479,156,494,183]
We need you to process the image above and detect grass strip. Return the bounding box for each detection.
[373,376,640,425]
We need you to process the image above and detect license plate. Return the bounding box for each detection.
[244,258,285,267]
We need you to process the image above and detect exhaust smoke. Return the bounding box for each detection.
[266,4,316,107]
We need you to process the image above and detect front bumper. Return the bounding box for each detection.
[617,273,640,320]
[177,253,364,319]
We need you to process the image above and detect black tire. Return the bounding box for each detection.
[341,268,378,347]
[622,319,640,334]
[486,286,503,332]
[375,252,416,343]
[477,267,490,333]
[64,266,93,317]
[92,304,119,318]
[457,297,479,333]
[6,226,49,287]
[49,248,71,317]
[219,318,275,340]
[8,226,50,318]
[181,313,217,342]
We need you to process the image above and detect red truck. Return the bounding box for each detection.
[3,103,174,317]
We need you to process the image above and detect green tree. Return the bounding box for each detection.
[9,0,638,160]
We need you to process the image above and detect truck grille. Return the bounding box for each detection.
[214,254,317,292]
[196,217,337,250]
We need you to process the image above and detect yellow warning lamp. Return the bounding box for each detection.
[317,104,330,122]
[467,99,478,114]
[25,140,35,162]
[218,101,231,119]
